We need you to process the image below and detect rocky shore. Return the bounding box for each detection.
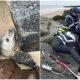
[40,15,80,79]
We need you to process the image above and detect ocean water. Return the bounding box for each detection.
[41,5,63,11]
[40,1,80,11]
[40,5,66,14]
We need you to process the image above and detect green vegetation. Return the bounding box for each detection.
[52,15,65,21]
[40,16,52,37]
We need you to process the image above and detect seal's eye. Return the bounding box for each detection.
[6,38,9,42]
[9,29,12,32]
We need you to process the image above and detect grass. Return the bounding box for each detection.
[52,15,65,21]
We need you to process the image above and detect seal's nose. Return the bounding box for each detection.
[8,28,14,34]
[9,29,13,33]
[6,38,9,42]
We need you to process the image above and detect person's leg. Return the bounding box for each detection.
[52,37,71,53]
[77,31,80,41]
[69,48,80,63]
[52,40,80,64]
[73,30,80,41]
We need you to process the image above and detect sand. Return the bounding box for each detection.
[0,1,15,37]
[40,8,70,18]
[41,10,64,18]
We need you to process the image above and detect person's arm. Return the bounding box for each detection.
[65,17,75,30]
[66,17,80,33]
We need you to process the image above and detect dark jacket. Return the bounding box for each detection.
[56,31,78,47]
[51,31,80,64]
[65,12,79,33]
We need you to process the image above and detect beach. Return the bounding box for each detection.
[40,8,70,18]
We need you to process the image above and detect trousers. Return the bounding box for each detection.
[52,37,80,64]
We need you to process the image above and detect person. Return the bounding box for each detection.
[65,6,80,37]
[51,31,80,64]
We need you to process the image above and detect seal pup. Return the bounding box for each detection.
[1,28,17,57]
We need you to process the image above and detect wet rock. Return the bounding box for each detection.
[49,20,65,35]
[57,20,66,26]
[40,17,52,37]
[40,43,79,79]
[11,51,36,68]
[40,43,53,55]
[8,1,40,32]
[40,34,54,44]
[18,32,39,52]
[0,59,39,79]
[8,1,40,52]
[40,19,66,44]
[40,43,54,63]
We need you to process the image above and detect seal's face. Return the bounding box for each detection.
[1,28,17,57]
[5,28,15,42]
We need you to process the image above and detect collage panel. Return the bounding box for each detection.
[0,1,40,79]
[40,0,80,79]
